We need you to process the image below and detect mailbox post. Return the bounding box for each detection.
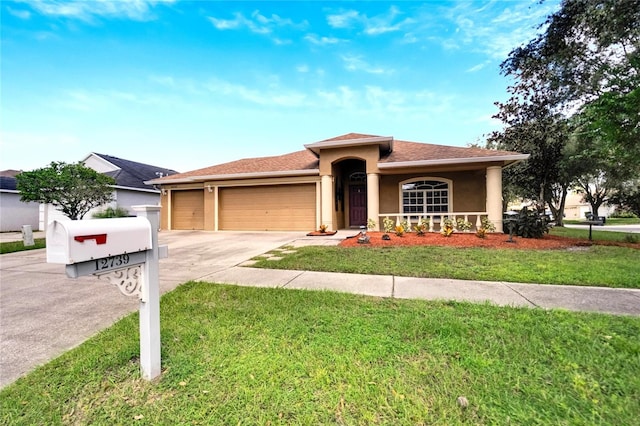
[132,205,161,380]
[46,205,165,381]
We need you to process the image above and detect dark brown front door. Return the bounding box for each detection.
[349,185,367,227]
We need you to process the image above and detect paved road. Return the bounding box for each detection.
[564,224,640,233]
[0,230,306,389]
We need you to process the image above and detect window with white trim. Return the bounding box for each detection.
[401,179,450,214]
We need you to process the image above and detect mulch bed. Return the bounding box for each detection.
[339,232,639,250]
[307,231,338,236]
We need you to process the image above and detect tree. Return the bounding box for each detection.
[491,0,640,222]
[17,162,115,220]
[610,180,640,217]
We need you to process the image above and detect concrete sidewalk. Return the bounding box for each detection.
[203,267,640,317]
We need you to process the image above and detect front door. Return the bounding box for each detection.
[349,185,367,227]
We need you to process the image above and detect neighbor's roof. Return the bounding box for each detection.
[148,133,527,184]
[93,153,179,190]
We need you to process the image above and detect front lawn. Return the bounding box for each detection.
[2,283,639,425]
[251,244,640,288]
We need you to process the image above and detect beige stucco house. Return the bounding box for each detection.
[147,133,529,233]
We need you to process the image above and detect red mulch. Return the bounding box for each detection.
[339,232,639,250]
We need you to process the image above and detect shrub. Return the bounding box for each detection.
[367,218,377,230]
[508,207,549,239]
[456,218,472,232]
[413,223,427,236]
[623,234,639,244]
[611,210,638,219]
[441,218,454,237]
[92,206,129,219]
[383,217,395,233]
[394,225,405,237]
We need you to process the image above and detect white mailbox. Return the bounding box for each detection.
[47,217,152,265]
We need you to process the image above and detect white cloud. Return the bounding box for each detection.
[23,0,176,22]
[304,34,341,45]
[296,65,309,73]
[7,6,31,19]
[326,6,413,36]
[208,9,307,36]
[327,10,360,28]
[341,55,393,75]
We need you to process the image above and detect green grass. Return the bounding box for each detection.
[0,238,46,254]
[252,244,640,288]
[2,283,639,425]
[550,226,639,243]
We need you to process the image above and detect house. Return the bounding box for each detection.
[40,154,178,230]
[563,190,615,220]
[148,133,528,233]
[0,170,40,232]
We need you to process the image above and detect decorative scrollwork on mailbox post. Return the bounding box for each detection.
[98,266,143,301]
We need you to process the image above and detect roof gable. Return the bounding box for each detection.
[91,153,179,190]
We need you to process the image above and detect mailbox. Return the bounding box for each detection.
[47,217,152,265]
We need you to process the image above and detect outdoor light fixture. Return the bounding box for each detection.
[207,185,213,193]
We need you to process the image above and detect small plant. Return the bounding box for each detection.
[475,228,487,239]
[394,225,405,237]
[480,216,496,233]
[414,223,427,236]
[400,219,410,233]
[92,206,129,219]
[623,234,639,244]
[441,218,454,237]
[511,207,549,239]
[318,224,328,233]
[367,218,377,230]
[456,218,472,232]
[383,217,395,233]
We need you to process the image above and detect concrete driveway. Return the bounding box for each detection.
[0,230,304,389]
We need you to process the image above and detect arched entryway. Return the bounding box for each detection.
[332,159,367,228]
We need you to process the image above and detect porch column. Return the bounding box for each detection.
[486,166,503,233]
[367,173,380,231]
[321,174,334,231]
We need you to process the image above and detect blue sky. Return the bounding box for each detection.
[1,0,559,173]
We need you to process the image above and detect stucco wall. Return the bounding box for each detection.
[379,170,486,214]
[0,192,40,232]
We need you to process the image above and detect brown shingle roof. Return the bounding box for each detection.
[150,133,526,184]
[155,149,319,181]
[381,140,521,163]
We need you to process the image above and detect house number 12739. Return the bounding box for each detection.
[95,254,130,271]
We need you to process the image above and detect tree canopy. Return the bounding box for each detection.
[17,162,115,220]
[490,0,639,219]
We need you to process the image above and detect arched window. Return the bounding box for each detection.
[401,179,451,214]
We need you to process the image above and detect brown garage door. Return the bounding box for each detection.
[219,184,316,231]
[171,189,204,230]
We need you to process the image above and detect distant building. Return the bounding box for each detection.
[0,170,39,232]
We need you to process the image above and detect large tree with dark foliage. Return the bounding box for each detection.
[17,162,115,220]
[490,0,639,220]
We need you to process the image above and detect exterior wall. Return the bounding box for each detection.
[379,170,486,215]
[162,175,320,231]
[0,192,40,232]
[318,145,380,175]
[115,189,160,215]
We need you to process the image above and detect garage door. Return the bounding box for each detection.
[219,184,316,231]
[171,189,204,230]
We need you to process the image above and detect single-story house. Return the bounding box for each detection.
[147,133,529,233]
[41,153,178,230]
[0,170,40,232]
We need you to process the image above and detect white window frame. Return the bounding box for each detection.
[398,177,453,216]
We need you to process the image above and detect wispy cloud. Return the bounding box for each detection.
[6,6,32,19]
[326,6,414,36]
[304,34,341,45]
[208,10,307,35]
[341,55,393,75]
[21,0,176,22]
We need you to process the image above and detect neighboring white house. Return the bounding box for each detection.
[40,154,178,230]
[0,170,40,232]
